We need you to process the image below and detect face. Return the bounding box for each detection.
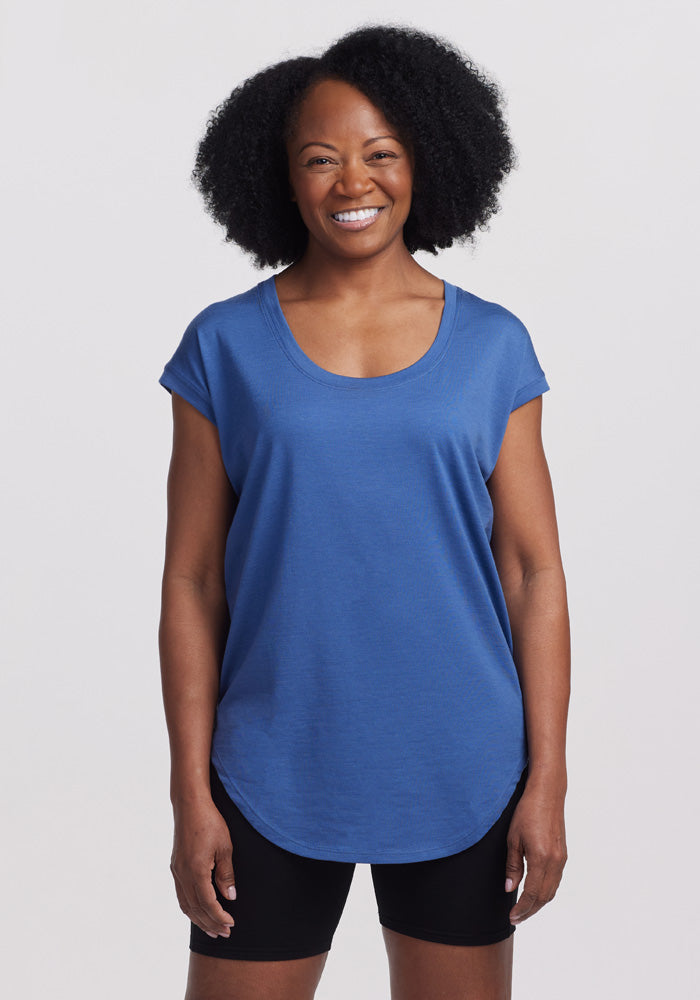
[286,78,414,262]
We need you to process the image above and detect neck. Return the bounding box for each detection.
[278,236,432,302]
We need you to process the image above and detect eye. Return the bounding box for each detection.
[306,157,332,166]
[370,152,396,160]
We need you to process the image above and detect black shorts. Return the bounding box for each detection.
[190,761,528,961]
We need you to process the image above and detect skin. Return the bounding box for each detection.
[276,77,447,374]
[160,77,570,999]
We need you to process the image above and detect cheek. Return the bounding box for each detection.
[385,164,413,198]
[293,169,334,199]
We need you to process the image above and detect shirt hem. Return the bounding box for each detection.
[159,367,217,426]
[190,934,334,961]
[511,374,550,412]
[211,749,528,863]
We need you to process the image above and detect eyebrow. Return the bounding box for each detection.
[296,135,401,155]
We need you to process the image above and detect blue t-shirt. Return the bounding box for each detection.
[158,274,550,863]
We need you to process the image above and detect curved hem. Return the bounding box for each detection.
[211,750,529,863]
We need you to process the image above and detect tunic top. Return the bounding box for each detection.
[158,274,550,862]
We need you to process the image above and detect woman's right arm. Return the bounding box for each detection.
[158,391,239,939]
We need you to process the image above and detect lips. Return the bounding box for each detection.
[329,206,386,231]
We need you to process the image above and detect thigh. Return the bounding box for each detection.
[185,951,330,1000]
[189,761,356,962]
[371,766,528,947]
[380,927,513,1000]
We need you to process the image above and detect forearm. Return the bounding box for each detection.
[158,574,229,812]
[502,566,571,792]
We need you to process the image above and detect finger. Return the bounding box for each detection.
[171,867,196,923]
[537,855,566,906]
[193,869,236,934]
[172,862,233,938]
[213,846,237,902]
[504,838,525,894]
[171,866,219,939]
[509,858,547,924]
[512,845,567,924]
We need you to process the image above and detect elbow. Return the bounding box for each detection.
[500,560,568,603]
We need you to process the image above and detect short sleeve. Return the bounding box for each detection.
[510,321,550,412]
[158,317,217,426]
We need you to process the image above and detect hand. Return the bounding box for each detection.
[505,776,567,926]
[170,798,238,939]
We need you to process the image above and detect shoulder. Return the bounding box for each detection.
[451,283,532,353]
[452,283,528,332]
[185,281,264,342]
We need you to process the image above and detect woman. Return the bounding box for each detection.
[158,23,570,1000]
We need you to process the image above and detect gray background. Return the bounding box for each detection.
[2,0,698,996]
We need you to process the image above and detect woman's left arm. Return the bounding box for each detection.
[487,393,570,925]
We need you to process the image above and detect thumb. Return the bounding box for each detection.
[504,839,524,894]
[213,844,237,901]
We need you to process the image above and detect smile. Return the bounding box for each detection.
[329,207,385,230]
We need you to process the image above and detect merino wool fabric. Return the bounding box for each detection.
[158,275,550,863]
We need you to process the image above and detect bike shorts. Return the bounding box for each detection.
[189,760,528,961]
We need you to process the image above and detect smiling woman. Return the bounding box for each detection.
[157,22,570,1000]
[284,78,414,263]
[190,26,515,268]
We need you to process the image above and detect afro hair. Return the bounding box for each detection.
[191,23,517,268]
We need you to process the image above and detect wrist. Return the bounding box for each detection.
[171,787,215,818]
[170,771,214,811]
[526,759,567,793]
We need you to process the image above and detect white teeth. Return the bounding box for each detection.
[332,208,380,222]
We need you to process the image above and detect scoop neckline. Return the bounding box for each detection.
[259,273,458,389]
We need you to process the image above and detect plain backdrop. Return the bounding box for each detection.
[2,1,698,996]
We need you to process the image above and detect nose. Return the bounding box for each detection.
[334,157,375,198]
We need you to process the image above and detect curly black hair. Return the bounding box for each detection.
[191,23,517,269]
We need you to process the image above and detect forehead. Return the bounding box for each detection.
[290,78,396,140]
